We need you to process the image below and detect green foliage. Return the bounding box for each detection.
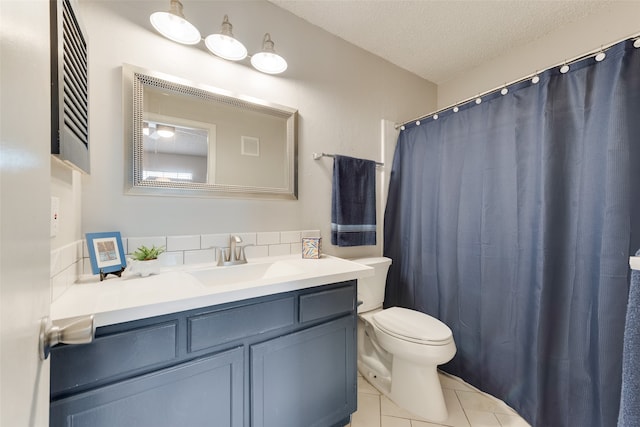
[131,245,165,261]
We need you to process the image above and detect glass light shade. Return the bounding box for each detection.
[150,1,200,45]
[156,125,175,138]
[250,33,288,74]
[205,34,247,61]
[205,15,247,61]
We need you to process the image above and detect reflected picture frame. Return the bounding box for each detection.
[86,232,127,278]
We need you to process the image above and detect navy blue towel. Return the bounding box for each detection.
[331,155,376,247]
[618,249,640,426]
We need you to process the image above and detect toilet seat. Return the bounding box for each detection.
[372,307,453,346]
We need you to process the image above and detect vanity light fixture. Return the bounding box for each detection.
[149,0,201,45]
[205,15,247,61]
[156,124,176,138]
[150,2,288,74]
[634,38,640,49]
[560,63,570,74]
[531,74,540,84]
[453,106,459,113]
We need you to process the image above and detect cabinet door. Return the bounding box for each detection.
[50,347,244,427]
[251,315,356,427]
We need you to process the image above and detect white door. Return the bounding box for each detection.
[1,1,53,426]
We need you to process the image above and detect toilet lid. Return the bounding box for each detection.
[372,307,452,345]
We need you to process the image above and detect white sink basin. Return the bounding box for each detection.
[188,259,306,287]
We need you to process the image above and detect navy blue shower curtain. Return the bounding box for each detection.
[383,40,640,427]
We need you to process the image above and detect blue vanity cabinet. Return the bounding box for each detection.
[50,280,357,427]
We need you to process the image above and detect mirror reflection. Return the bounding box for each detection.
[124,64,298,199]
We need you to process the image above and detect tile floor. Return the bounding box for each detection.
[346,371,531,427]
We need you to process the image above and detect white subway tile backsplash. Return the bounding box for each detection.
[245,245,268,258]
[280,231,301,244]
[159,251,184,266]
[257,231,280,245]
[184,248,215,265]
[290,243,302,255]
[127,236,166,254]
[167,235,200,252]
[235,233,257,246]
[201,233,231,249]
[268,243,291,256]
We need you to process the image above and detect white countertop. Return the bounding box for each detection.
[51,255,373,327]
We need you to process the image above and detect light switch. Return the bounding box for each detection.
[50,197,60,237]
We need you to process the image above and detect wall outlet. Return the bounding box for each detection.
[50,196,60,238]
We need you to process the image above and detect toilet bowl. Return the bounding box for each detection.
[352,257,456,422]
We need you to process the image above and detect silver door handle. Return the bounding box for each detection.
[39,315,95,360]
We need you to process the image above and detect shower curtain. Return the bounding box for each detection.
[383,40,640,427]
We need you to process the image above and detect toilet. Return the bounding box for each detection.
[352,257,456,422]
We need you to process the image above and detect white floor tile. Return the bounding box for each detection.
[382,415,412,427]
[441,388,471,427]
[464,410,501,427]
[455,390,514,415]
[352,392,381,427]
[438,372,474,391]
[358,374,381,395]
[411,421,453,427]
[494,413,531,427]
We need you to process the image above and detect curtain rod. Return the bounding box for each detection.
[396,31,640,130]
[312,152,384,166]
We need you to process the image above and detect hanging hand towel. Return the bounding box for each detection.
[331,155,376,247]
[618,248,640,426]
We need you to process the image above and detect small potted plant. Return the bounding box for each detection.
[127,245,165,277]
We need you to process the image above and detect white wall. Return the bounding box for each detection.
[79,0,435,258]
[438,2,640,109]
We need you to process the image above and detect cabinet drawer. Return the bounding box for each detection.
[51,321,178,396]
[299,284,355,323]
[188,296,295,352]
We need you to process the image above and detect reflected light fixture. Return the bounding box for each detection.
[143,122,150,136]
[150,0,201,45]
[251,33,288,74]
[205,15,248,61]
[156,124,175,138]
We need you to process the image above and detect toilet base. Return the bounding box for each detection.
[390,358,448,422]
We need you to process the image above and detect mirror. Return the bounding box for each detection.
[123,64,298,199]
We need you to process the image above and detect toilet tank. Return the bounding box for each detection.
[350,257,392,313]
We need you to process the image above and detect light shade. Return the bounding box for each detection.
[205,15,247,61]
[150,0,201,45]
[251,33,288,74]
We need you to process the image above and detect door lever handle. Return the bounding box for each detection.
[39,315,95,360]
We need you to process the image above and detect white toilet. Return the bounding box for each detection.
[352,257,456,422]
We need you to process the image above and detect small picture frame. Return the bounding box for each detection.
[86,232,127,279]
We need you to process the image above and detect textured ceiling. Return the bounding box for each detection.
[270,0,613,84]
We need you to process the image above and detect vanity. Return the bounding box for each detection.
[49,255,372,427]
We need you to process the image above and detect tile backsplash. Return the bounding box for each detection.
[50,229,321,303]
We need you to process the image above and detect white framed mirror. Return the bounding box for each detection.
[123,64,298,199]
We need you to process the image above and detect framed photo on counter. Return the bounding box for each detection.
[86,231,127,278]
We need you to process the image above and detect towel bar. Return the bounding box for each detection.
[313,152,383,166]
